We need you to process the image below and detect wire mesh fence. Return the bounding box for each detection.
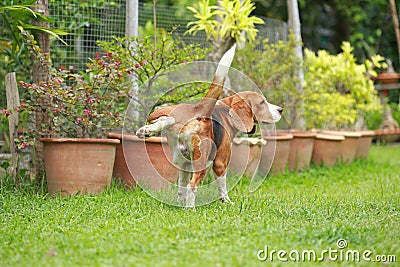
[48,0,287,71]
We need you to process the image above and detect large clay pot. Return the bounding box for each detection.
[374,124,400,144]
[229,137,266,177]
[40,138,119,196]
[278,130,316,172]
[107,133,178,190]
[312,134,345,167]
[376,72,400,84]
[322,130,361,163]
[355,130,375,159]
[262,133,293,174]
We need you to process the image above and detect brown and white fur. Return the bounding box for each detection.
[136,46,283,207]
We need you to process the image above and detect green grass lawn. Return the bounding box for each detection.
[1,145,399,266]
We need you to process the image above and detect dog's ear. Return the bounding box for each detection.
[228,97,254,133]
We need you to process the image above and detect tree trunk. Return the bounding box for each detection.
[31,0,51,180]
[209,37,236,63]
[287,0,306,129]
[389,0,400,65]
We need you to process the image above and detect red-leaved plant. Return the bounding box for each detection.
[7,32,131,149]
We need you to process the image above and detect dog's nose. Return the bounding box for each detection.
[277,107,283,115]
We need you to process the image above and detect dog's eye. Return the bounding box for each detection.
[259,100,266,105]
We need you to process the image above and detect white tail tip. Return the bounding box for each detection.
[215,44,236,80]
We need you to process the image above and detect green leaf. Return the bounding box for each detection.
[19,24,68,45]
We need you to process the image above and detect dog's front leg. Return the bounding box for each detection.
[177,163,191,204]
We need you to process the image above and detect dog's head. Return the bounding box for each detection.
[220,91,283,133]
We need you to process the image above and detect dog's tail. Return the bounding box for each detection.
[146,44,236,122]
[196,44,236,116]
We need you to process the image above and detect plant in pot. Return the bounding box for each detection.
[303,42,384,166]
[375,59,398,84]
[16,32,130,196]
[97,32,210,189]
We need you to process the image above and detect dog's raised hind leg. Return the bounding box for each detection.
[185,136,212,208]
[136,116,175,137]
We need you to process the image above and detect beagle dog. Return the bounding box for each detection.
[136,46,283,207]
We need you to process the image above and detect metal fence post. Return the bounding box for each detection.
[126,0,140,118]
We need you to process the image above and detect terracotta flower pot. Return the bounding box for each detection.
[377,72,400,84]
[262,133,293,174]
[355,130,375,159]
[374,128,400,144]
[229,137,266,177]
[322,130,361,163]
[312,134,345,167]
[107,133,178,190]
[278,130,316,172]
[40,138,119,196]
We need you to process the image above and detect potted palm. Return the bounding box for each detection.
[17,33,130,196]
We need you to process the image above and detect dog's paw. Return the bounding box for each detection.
[177,193,186,205]
[220,195,234,205]
[136,125,151,138]
[185,189,196,208]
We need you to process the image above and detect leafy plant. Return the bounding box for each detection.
[9,32,130,142]
[332,0,394,63]
[233,33,301,128]
[303,42,383,130]
[0,0,67,111]
[186,0,264,61]
[365,108,384,130]
[0,0,66,49]
[98,32,210,128]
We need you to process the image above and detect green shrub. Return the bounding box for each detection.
[233,33,301,128]
[365,108,384,130]
[303,42,383,129]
